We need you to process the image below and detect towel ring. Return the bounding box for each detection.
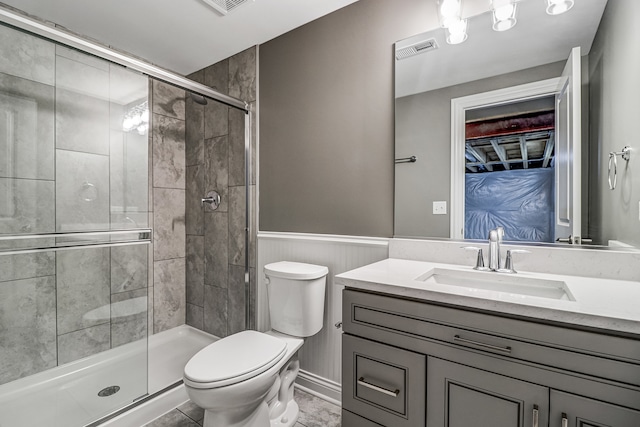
[608,146,631,190]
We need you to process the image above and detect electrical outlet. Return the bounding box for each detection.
[433,201,447,215]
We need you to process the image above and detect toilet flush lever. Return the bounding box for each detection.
[335,321,342,329]
[201,190,221,211]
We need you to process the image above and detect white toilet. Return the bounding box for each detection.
[183,261,328,427]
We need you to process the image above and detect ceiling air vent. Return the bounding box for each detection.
[395,38,439,60]
[201,0,254,15]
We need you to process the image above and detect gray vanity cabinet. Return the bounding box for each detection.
[550,391,640,427]
[341,289,640,427]
[426,357,548,427]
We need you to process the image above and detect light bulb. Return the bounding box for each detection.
[491,1,517,31]
[132,113,142,126]
[141,109,149,123]
[437,0,462,28]
[546,0,574,15]
[446,19,468,44]
[123,117,133,131]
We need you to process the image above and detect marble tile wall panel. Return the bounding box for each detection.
[186,165,204,235]
[55,150,110,231]
[0,251,55,283]
[204,284,227,338]
[204,98,228,139]
[229,185,246,266]
[108,63,148,110]
[0,276,56,384]
[57,323,111,365]
[56,248,110,335]
[153,258,186,333]
[186,235,204,306]
[186,303,204,330]
[147,285,154,336]
[228,108,246,187]
[204,212,228,288]
[185,96,204,167]
[229,47,257,102]
[111,288,148,348]
[110,129,149,215]
[110,212,149,229]
[0,72,55,180]
[152,81,185,120]
[187,69,205,85]
[228,264,246,335]
[55,45,109,72]
[0,178,54,234]
[203,60,229,95]
[152,114,186,189]
[0,25,54,85]
[153,188,185,260]
[111,244,148,294]
[55,88,109,155]
[55,54,109,99]
[204,136,229,212]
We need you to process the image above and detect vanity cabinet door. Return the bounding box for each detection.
[550,390,640,426]
[427,357,549,427]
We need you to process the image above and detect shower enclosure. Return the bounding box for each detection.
[0,6,253,426]
[0,21,151,426]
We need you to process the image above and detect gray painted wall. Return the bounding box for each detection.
[394,62,565,238]
[259,0,434,237]
[588,0,640,247]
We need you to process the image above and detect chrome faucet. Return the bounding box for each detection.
[488,226,504,271]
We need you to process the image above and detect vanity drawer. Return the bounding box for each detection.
[343,289,640,386]
[343,334,426,427]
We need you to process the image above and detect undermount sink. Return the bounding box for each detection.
[416,268,575,301]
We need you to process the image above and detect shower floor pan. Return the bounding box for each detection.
[0,325,215,427]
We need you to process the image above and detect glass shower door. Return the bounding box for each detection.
[0,22,150,427]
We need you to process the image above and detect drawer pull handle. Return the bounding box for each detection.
[561,413,568,427]
[453,335,512,354]
[532,404,539,427]
[357,377,400,397]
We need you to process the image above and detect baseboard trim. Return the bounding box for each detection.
[295,369,341,406]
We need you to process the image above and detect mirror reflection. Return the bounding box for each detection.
[394,0,640,249]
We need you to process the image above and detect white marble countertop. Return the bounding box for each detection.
[335,258,640,335]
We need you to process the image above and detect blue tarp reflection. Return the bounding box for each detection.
[465,168,554,242]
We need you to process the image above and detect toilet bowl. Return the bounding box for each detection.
[183,261,328,427]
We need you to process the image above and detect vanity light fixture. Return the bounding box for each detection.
[437,0,463,29]
[446,18,468,44]
[491,0,518,31]
[546,0,574,15]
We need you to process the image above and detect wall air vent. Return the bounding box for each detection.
[395,38,439,60]
[200,0,254,15]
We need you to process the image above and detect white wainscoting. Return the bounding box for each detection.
[257,232,389,402]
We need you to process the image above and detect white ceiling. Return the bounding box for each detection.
[1,0,360,75]
[396,0,608,98]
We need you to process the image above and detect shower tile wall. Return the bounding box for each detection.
[0,24,150,385]
[150,80,187,334]
[185,46,257,338]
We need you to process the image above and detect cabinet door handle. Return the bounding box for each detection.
[561,412,568,427]
[357,377,400,397]
[453,335,512,354]
[532,404,539,427]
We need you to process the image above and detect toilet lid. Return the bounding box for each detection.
[264,261,328,280]
[184,330,287,386]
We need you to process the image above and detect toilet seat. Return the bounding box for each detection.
[184,330,287,389]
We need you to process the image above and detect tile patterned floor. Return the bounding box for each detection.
[143,389,341,427]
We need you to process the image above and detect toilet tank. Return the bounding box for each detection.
[264,261,328,337]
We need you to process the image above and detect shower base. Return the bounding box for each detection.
[0,325,216,427]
